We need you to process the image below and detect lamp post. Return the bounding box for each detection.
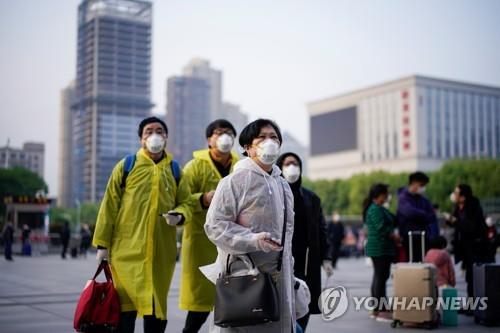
[75,199,81,232]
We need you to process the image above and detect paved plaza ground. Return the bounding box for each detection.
[0,253,497,333]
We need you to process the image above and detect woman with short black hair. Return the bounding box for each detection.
[204,119,296,333]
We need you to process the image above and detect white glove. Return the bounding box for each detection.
[96,249,109,263]
[162,211,183,226]
[322,260,334,277]
[253,232,283,253]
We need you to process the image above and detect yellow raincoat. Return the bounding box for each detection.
[93,148,192,319]
[179,149,239,311]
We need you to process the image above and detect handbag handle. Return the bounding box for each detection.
[93,259,113,282]
[225,254,256,275]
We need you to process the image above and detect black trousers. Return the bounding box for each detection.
[371,256,393,311]
[119,311,167,333]
[297,312,310,332]
[183,311,210,333]
[61,242,69,258]
[331,243,342,268]
[464,260,474,298]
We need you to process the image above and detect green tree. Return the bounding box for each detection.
[303,159,500,217]
[0,167,48,218]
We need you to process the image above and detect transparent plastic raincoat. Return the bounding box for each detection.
[204,157,296,333]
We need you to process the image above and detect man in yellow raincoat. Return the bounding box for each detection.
[180,119,239,332]
[93,117,192,333]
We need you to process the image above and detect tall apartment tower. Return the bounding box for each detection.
[166,76,210,166]
[221,102,249,135]
[183,58,222,121]
[72,0,153,203]
[58,81,76,207]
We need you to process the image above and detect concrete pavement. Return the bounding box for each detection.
[0,254,496,332]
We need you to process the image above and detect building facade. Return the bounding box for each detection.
[221,101,249,135]
[183,58,222,121]
[58,81,76,207]
[308,75,500,180]
[166,76,210,166]
[72,0,153,203]
[0,142,45,178]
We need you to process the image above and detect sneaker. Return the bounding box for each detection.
[369,311,378,319]
[375,311,393,323]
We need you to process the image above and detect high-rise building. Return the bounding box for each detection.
[183,58,222,120]
[0,142,45,178]
[221,102,249,135]
[166,76,210,166]
[72,0,153,203]
[58,81,76,207]
[308,75,500,180]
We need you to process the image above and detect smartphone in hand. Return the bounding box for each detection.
[264,238,282,247]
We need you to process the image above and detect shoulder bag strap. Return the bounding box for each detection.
[277,181,288,272]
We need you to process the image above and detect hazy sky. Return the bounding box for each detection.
[1,0,499,196]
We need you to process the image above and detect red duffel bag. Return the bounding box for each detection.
[74,260,120,332]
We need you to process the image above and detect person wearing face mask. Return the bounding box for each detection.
[204,119,296,333]
[179,119,239,333]
[328,211,345,269]
[362,184,398,322]
[92,117,192,333]
[445,184,489,305]
[396,171,437,262]
[276,152,332,332]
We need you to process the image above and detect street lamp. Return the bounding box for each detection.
[75,199,81,232]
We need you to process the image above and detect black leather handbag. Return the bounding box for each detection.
[213,183,288,328]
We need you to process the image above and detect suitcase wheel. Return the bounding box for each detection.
[391,320,400,328]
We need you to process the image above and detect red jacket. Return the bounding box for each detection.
[424,249,455,287]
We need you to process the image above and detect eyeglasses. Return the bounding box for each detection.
[213,130,234,137]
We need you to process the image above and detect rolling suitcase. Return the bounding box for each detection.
[391,231,438,329]
[473,263,500,326]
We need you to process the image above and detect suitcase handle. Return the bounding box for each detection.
[408,231,425,263]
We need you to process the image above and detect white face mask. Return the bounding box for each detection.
[383,194,392,208]
[486,216,494,227]
[255,139,280,165]
[282,164,301,184]
[215,134,234,153]
[417,186,426,195]
[145,133,166,154]
[450,192,457,203]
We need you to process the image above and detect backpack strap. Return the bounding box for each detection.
[170,159,181,186]
[120,154,136,189]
